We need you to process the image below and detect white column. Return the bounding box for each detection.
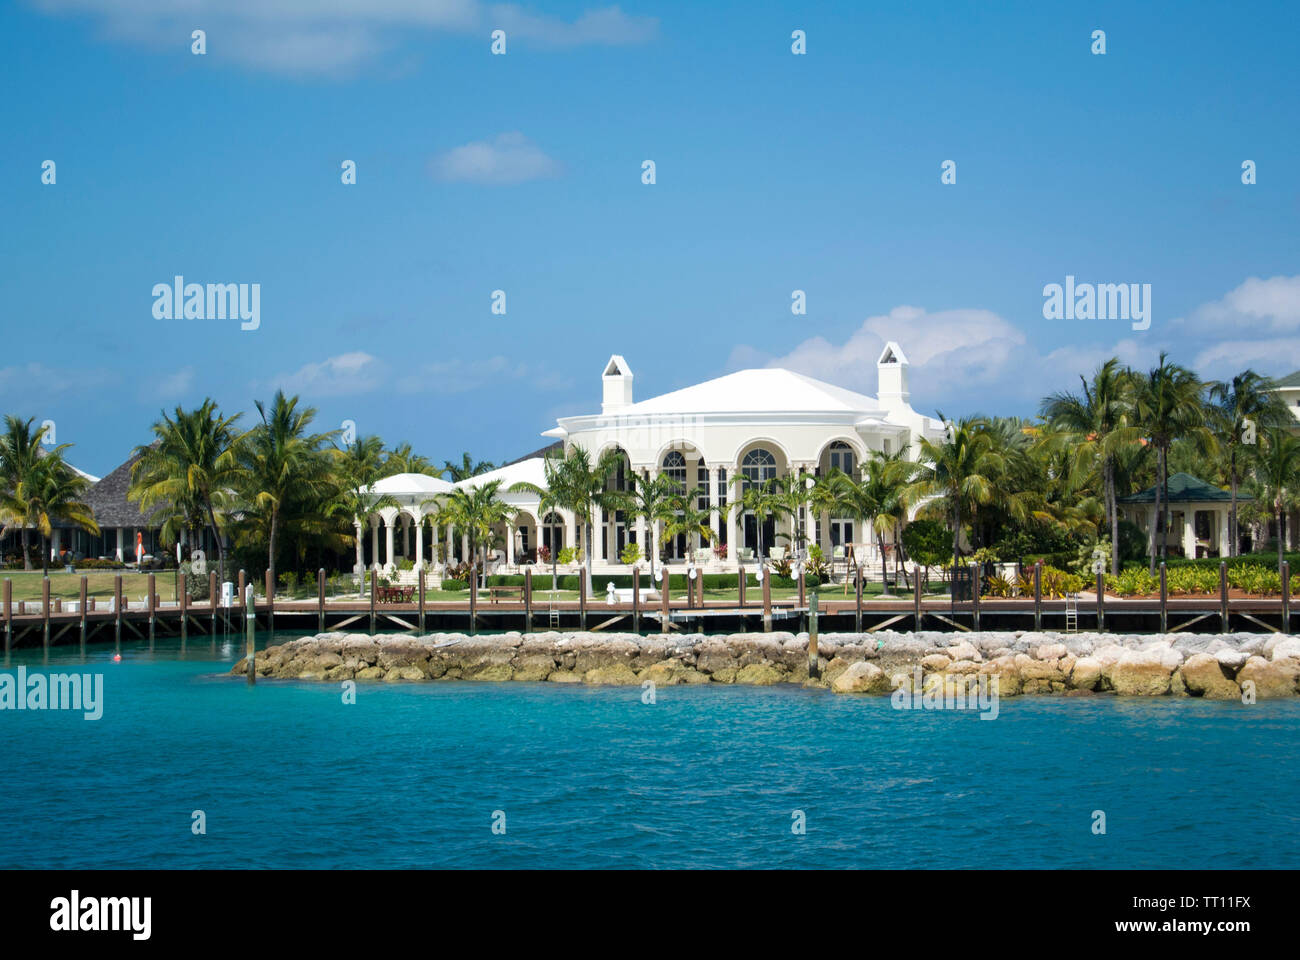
[708,466,720,546]
[415,516,424,568]
[402,517,410,558]
[1182,509,1197,559]
[370,518,380,567]
[564,512,576,556]
[115,526,124,562]
[597,507,607,562]
[506,524,515,566]
[726,465,739,563]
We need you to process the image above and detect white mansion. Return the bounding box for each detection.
[359,343,944,576]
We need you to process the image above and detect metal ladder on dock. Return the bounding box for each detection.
[1064,592,1079,632]
[548,594,560,628]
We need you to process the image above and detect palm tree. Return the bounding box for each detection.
[1254,427,1300,565]
[382,443,440,477]
[904,415,1008,575]
[237,391,338,588]
[443,452,495,482]
[0,416,48,569]
[509,453,570,591]
[129,399,244,585]
[1208,371,1286,557]
[725,474,790,562]
[442,479,515,589]
[332,434,398,583]
[662,487,714,565]
[17,450,99,574]
[544,445,623,595]
[618,471,676,581]
[831,453,909,595]
[1040,358,1139,575]
[1131,354,1213,571]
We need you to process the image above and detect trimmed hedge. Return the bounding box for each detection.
[486,573,761,591]
[440,579,469,591]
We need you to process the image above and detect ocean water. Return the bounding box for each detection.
[2,634,1298,869]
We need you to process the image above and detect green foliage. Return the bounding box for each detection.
[441,579,469,592]
[901,518,950,568]
[619,543,642,565]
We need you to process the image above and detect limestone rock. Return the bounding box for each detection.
[1180,654,1240,700]
[830,661,891,694]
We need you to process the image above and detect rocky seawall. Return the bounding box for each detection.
[230,630,1300,698]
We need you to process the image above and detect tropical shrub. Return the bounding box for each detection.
[983,573,1012,598]
[537,544,551,565]
[441,579,469,591]
[620,543,642,565]
[901,518,950,568]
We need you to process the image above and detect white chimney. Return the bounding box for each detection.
[876,342,910,412]
[602,355,634,413]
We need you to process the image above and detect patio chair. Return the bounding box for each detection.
[769,546,786,562]
[738,547,754,562]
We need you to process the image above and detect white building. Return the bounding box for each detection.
[359,343,944,577]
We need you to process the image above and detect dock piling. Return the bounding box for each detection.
[1220,562,1229,633]
[808,592,820,679]
[854,565,863,633]
[660,571,671,634]
[523,568,533,633]
[265,569,274,638]
[42,577,51,661]
[238,570,247,632]
[418,567,427,635]
[1282,560,1291,635]
[179,572,188,645]
[913,569,922,632]
[1159,562,1168,633]
[631,568,639,634]
[578,574,587,631]
[369,564,377,635]
[244,583,255,686]
[762,568,772,632]
[2,578,10,666]
[79,575,88,654]
[1095,569,1105,633]
[970,563,981,632]
[114,574,123,655]
[318,568,326,634]
[1033,562,1042,631]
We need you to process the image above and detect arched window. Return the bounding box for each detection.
[741,448,777,483]
[662,450,687,491]
[827,440,855,475]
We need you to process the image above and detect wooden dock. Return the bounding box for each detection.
[3,562,1293,660]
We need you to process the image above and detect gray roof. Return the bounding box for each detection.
[1272,370,1300,389]
[79,449,166,529]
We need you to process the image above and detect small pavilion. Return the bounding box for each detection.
[1117,472,1247,559]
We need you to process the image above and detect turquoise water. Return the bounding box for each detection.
[3,634,1298,869]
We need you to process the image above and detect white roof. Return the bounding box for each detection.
[623,368,885,416]
[454,458,549,492]
[366,472,454,496]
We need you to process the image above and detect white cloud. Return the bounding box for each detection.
[491,4,658,46]
[0,362,119,400]
[154,366,195,399]
[731,305,1157,416]
[263,351,384,398]
[430,132,560,185]
[1159,274,1300,379]
[29,1,656,74]
[397,355,529,394]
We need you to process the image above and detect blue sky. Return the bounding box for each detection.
[3,0,1299,477]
